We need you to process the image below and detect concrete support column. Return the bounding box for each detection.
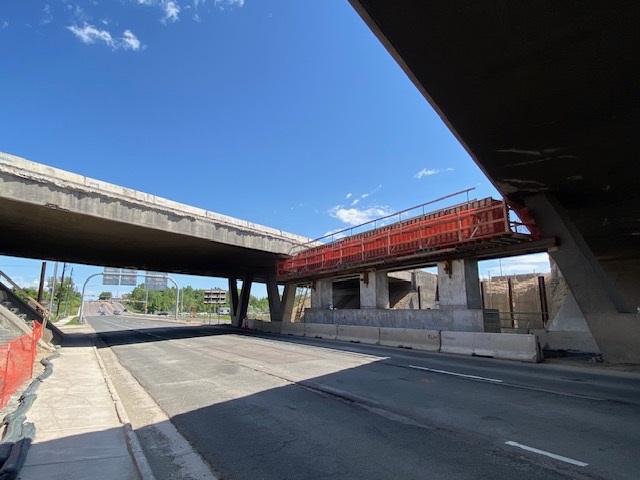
[525,193,640,363]
[311,278,333,309]
[265,268,282,322]
[228,277,239,318]
[230,273,253,327]
[279,284,297,322]
[359,271,389,309]
[437,259,481,309]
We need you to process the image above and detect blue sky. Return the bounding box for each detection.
[0,1,550,300]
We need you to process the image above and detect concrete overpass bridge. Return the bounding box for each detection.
[2,2,639,363]
[0,151,313,325]
[349,0,640,363]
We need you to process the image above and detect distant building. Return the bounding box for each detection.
[204,288,226,305]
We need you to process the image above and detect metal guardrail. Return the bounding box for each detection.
[0,270,51,325]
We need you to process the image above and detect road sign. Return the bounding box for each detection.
[145,271,168,291]
[103,267,121,285]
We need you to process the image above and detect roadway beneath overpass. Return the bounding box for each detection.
[349,1,640,363]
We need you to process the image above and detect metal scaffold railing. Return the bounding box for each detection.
[277,191,531,281]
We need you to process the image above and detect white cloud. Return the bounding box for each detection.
[347,184,382,207]
[68,23,115,47]
[345,193,352,199]
[41,4,53,25]
[322,228,349,240]
[1,21,8,29]
[121,29,143,50]
[214,0,245,8]
[67,23,144,51]
[329,205,393,227]
[414,168,440,179]
[162,1,181,23]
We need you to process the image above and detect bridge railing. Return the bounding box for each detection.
[277,197,519,280]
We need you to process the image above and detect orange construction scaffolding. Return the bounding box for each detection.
[277,197,526,281]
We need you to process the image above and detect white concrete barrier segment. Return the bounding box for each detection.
[441,331,542,363]
[304,323,337,340]
[336,325,380,345]
[281,322,305,336]
[379,328,441,351]
[255,321,282,334]
[247,318,259,330]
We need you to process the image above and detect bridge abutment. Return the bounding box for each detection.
[526,194,640,363]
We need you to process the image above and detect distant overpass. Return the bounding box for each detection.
[0,152,314,324]
[0,152,310,282]
[349,1,640,362]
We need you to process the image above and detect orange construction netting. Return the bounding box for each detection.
[0,322,43,410]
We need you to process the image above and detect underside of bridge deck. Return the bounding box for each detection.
[350,1,640,362]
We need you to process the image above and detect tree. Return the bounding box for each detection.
[99,291,112,300]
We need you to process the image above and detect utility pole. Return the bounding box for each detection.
[48,261,59,318]
[56,262,67,318]
[37,262,46,305]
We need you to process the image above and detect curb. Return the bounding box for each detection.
[91,345,156,480]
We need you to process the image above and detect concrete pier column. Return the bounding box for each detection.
[279,284,297,322]
[437,259,481,309]
[228,277,239,319]
[265,268,282,322]
[230,273,253,327]
[311,278,333,309]
[360,271,389,309]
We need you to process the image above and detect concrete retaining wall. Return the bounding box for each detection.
[302,308,484,331]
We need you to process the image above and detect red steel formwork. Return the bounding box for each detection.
[0,321,42,409]
[277,198,513,281]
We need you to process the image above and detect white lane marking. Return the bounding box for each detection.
[408,365,503,383]
[505,441,589,467]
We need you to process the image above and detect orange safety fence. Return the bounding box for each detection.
[0,322,43,410]
[277,198,512,280]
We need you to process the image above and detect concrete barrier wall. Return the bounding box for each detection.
[336,325,380,344]
[250,320,541,363]
[304,323,337,340]
[247,318,259,330]
[379,328,440,351]
[441,331,541,363]
[281,322,305,336]
[255,321,281,334]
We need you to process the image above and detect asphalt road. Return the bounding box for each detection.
[88,315,640,480]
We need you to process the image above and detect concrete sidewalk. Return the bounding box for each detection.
[16,323,153,480]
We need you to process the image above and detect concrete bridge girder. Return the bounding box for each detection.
[0,152,311,282]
